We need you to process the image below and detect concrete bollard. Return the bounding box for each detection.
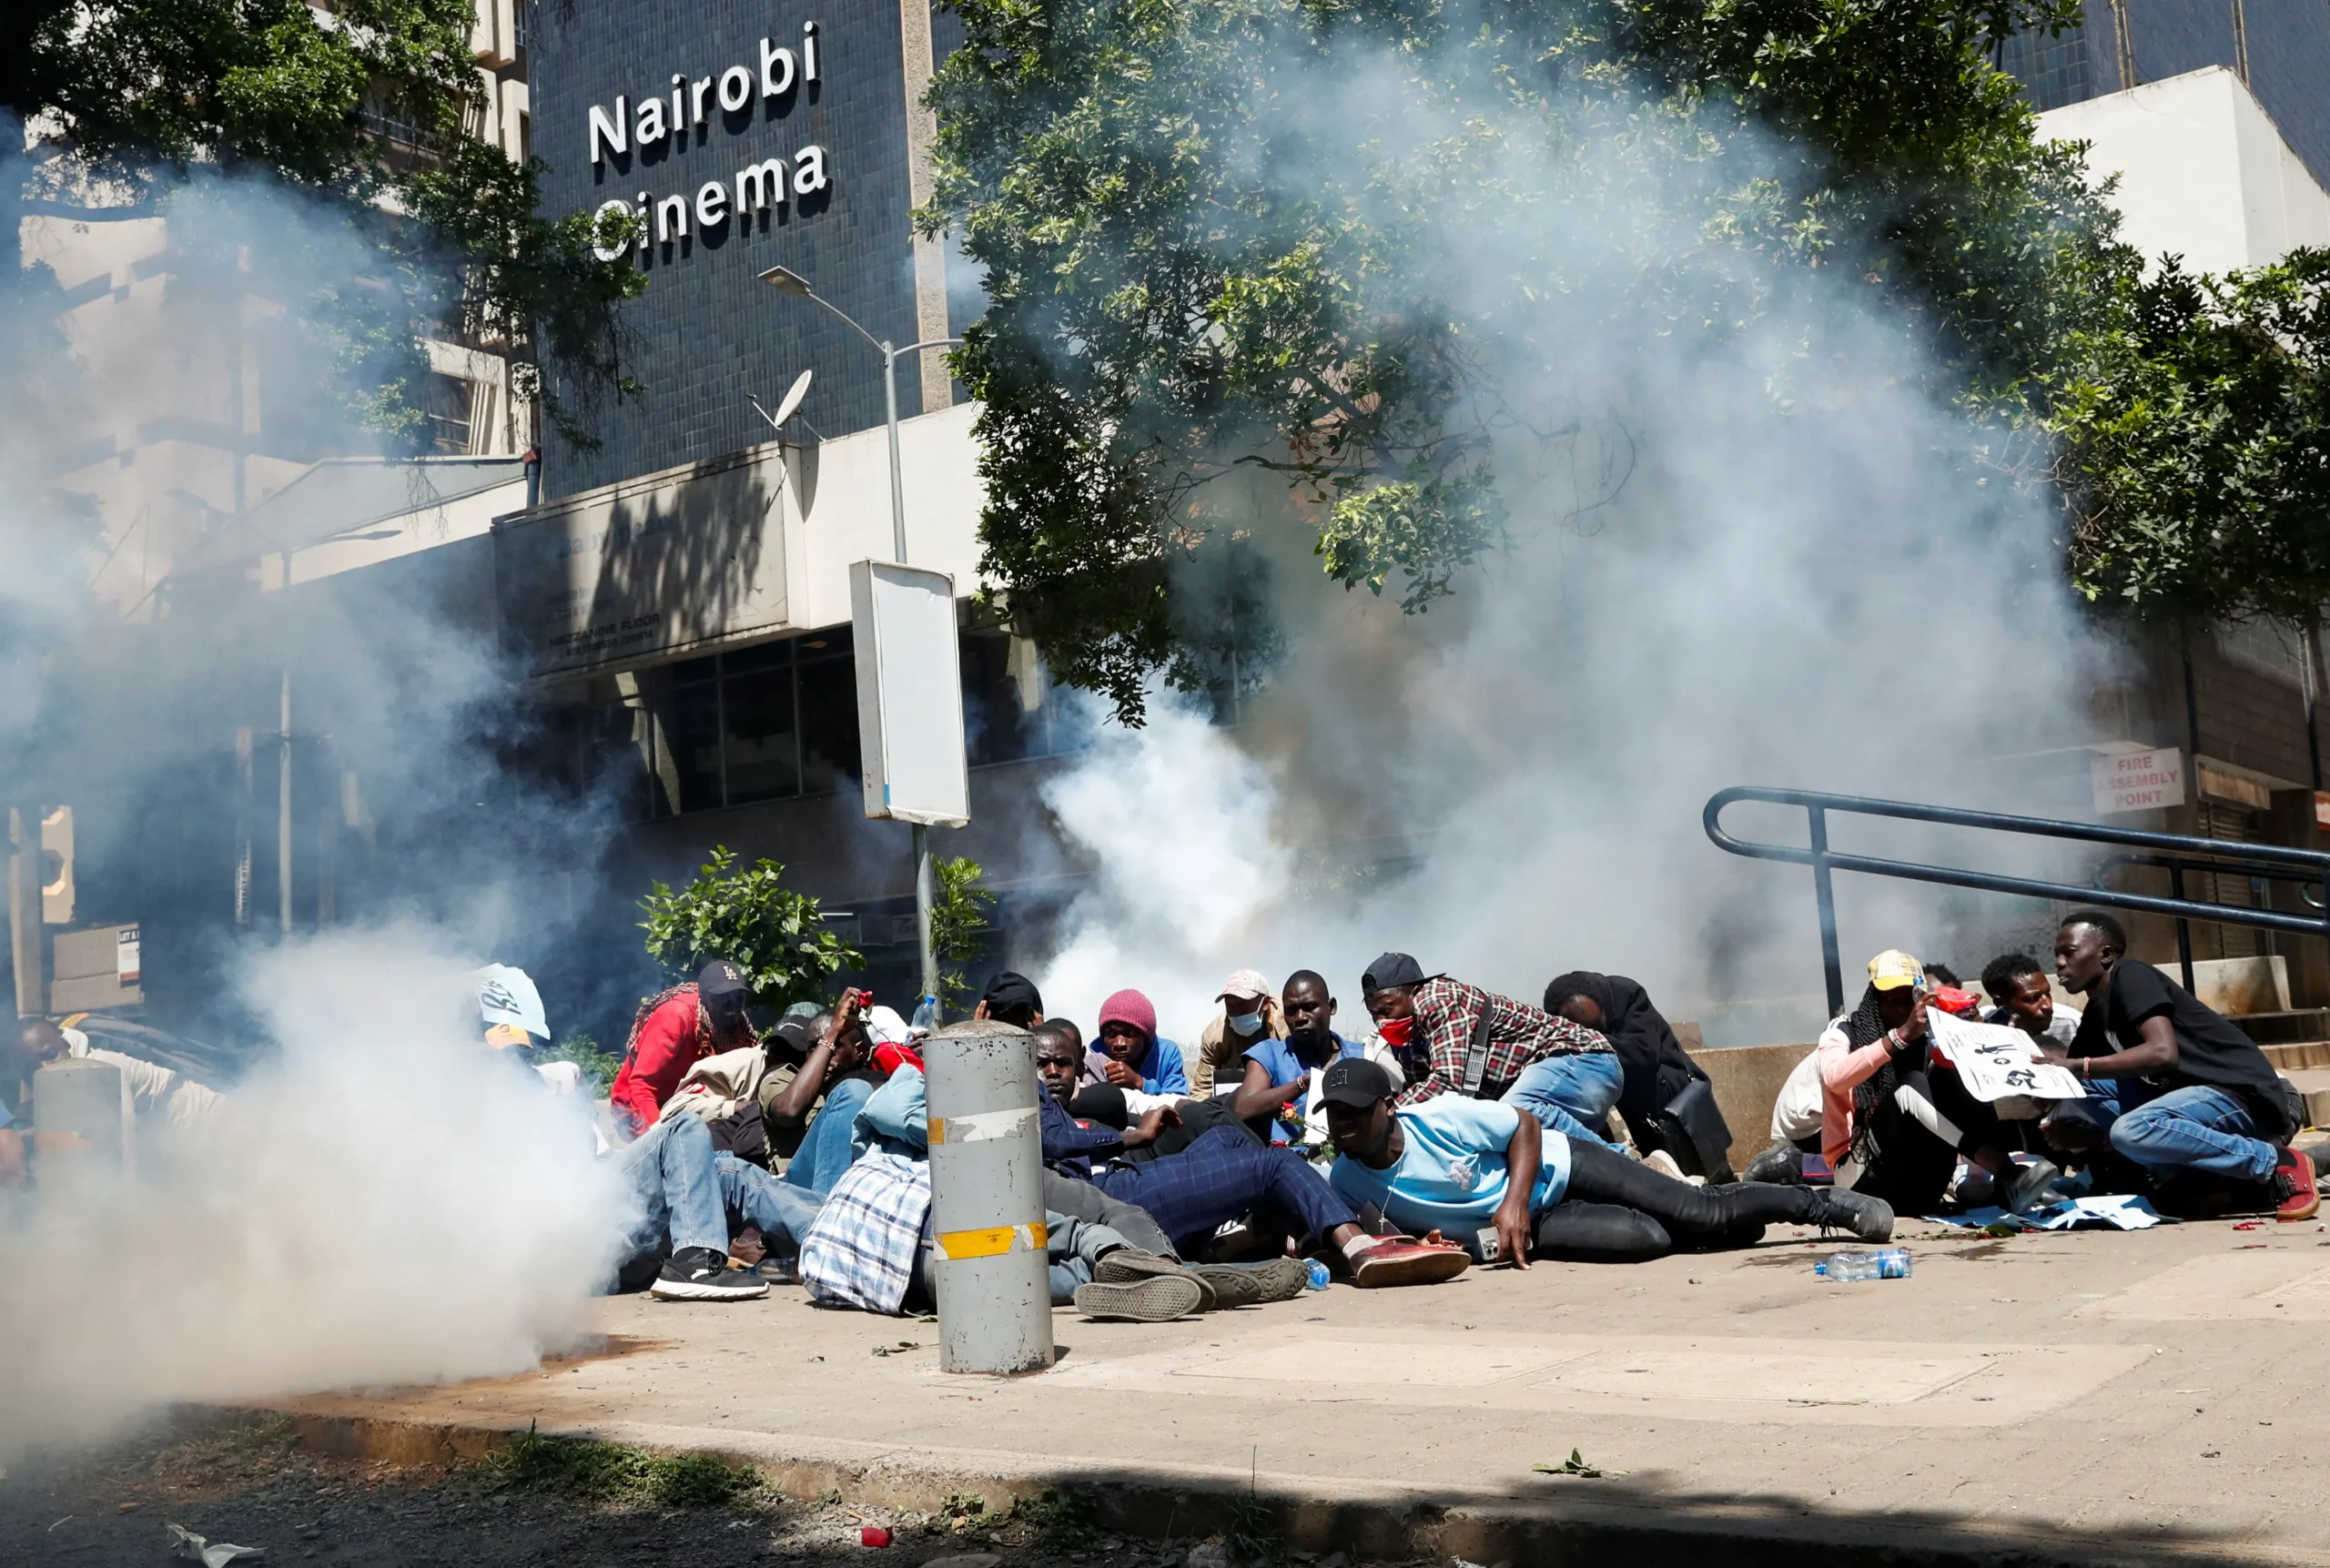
[922,1018,1054,1375]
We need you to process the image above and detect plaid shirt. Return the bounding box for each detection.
[1391,977,1613,1108]
[798,1151,931,1314]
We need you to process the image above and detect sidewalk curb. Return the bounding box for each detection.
[242,1401,2305,1568]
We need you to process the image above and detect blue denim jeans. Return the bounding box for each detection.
[716,1152,826,1249]
[614,1112,727,1255]
[2108,1084,2278,1183]
[1503,1051,1627,1152]
[784,1076,876,1194]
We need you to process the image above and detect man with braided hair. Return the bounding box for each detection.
[1818,950,2041,1215]
[610,960,759,1138]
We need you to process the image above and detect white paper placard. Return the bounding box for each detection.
[1927,1007,2087,1101]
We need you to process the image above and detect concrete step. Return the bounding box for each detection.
[2235,1009,2330,1046]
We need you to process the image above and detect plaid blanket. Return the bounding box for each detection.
[798,1151,931,1313]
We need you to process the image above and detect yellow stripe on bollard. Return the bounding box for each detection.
[935,1221,1048,1259]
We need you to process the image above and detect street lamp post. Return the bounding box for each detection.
[757,265,962,1008]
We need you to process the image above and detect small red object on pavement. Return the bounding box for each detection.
[861,1527,892,1547]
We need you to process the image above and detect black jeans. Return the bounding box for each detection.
[1531,1137,1829,1262]
[1848,1064,2002,1215]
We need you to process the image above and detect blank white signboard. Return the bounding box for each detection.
[849,560,970,827]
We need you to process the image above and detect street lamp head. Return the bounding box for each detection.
[757,265,813,297]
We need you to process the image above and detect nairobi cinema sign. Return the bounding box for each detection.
[582,19,832,263]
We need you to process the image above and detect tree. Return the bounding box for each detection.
[2,0,643,448]
[2041,248,2330,634]
[927,856,998,1012]
[639,848,865,1011]
[924,0,2108,721]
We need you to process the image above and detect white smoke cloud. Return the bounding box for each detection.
[0,928,630,1465]
[1017,41,2116,1046]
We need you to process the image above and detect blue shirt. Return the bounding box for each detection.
[1116,1035,1187,1096]
[1241,1032,1367,1141]
[1327,1098,1568,1237]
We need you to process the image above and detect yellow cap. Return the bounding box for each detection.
[1866,950,1925,992]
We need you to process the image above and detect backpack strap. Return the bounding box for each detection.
[1459,1002,1494,1097]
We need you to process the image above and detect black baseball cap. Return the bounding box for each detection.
[981,970,1043,1015]
[1319,1057,1395,1108]
[697,959,750,996]
[1361,952,1435,993]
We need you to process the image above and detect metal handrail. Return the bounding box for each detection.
[2093,854,2328,993]
[1704,785,2330,1016]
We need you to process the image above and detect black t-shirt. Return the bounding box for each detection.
[2071,959,2290,1137]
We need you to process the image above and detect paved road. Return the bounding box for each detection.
[268,1213,2330,1566]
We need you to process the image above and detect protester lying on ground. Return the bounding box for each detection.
[1742,1046,1826,1185]
[1980,953,2081,1047]
[2050,910,2316,1219]
[1543,970,1727,1176]
[609,960,759,1138]
[606,1081,826,1301]
[1034,1022,1465,1286]
[1818,950,2048,1216]
[1095,989,1190,1095]
[1230,969,1369,1143]
[11,1016,228,1137]
[973,971,1045,1029]
[1321,1058,1891,1265]
[1362,952,1624,1150]
[1188,969,1285,1099]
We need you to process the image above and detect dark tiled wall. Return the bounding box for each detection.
[532,0,929,498]
[2000,3,2330,194]
[2244,3,2330,196]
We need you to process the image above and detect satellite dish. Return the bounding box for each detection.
[771,369,813,428]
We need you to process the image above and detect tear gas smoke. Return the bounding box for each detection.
[0,930,629,1465]
[0,160,635,1461]
[1015,43,2114,1042]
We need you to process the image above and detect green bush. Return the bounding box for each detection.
[640,847,864,1010]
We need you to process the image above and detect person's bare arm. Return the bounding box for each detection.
[2046,1012,2176,1078]
[1230,1057,1303,1122]
[0,1127,25,1187]
[1119,1106,1180,1148]
[1493,1113,1540,1270]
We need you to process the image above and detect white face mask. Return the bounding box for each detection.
[1227,1007,1266,1037]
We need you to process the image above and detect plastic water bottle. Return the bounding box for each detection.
[1815,1248,1911,1281]
[1303,1259,1332,1290]
[910,993,940,1037]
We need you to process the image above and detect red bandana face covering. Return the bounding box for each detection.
[1376,1015,1414,1050]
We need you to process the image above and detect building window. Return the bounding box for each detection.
[959,628,1091,765]
[1997,24,2093,111]
[567,623,1089,822]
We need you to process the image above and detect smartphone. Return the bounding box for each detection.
[1476,1227,1503,1262]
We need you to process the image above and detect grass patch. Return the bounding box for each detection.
[472,1429,774,1512]
[163,1414,302,1483]
[998,1488,1106,1552]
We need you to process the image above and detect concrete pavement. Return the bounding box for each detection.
[263,1214,2330,1566]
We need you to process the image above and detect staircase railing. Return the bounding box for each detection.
[1703,785,2330,1016]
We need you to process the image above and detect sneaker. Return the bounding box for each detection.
[1093,1249,1219,1309]
[1807,1187,1894,1243]
[2005,1158,2063,1216]
[1742,1140,1805,1187]
[2274,1146,2321,1222]
[650,1247,771,1301]
[1640,1148,1686,1181]
[1190,1256,1312,1306]
[1349,1236,1472,1289]
[1073,1275,1205,1321]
